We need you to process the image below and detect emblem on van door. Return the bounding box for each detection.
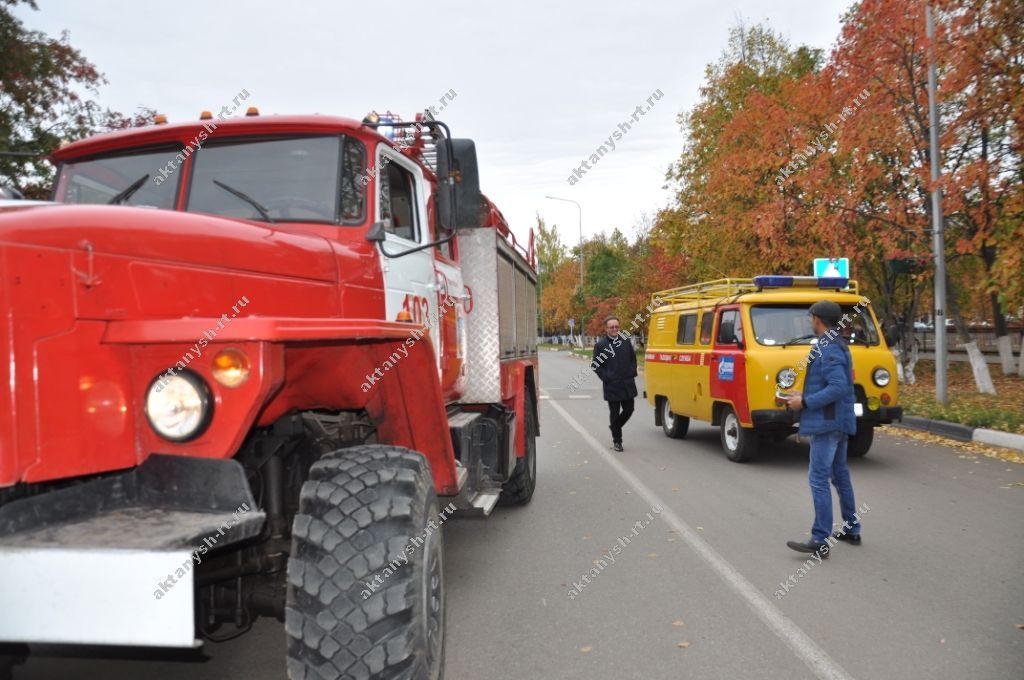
[718,356,735,381]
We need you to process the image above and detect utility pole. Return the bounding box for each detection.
[926,4,948,404]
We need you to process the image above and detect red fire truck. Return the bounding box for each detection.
[0,108,539,680]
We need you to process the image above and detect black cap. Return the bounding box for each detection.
[809,300,842,325]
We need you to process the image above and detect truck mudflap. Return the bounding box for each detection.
[0,455,264,647]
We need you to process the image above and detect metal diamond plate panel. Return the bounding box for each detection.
[457,229,502,403]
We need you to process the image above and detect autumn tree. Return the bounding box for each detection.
[0,0,152,197]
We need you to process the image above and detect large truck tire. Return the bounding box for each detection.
[286,445,445,680]
[499,393,538,506]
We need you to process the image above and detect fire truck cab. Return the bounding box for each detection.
[0,109,538,680]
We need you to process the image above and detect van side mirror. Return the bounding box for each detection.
[437,139,485,229]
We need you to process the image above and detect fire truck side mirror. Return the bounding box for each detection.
[437,138,485,229]
[365,220,388,242]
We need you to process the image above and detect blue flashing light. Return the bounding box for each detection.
[754,275,850,290]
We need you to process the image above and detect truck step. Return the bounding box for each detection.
[464,490,500,517]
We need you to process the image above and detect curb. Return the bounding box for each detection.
[891,415,1024,452]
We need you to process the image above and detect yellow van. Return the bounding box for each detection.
[644,276,901,461]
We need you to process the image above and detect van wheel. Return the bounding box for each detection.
[848,424,874,457]
[720,407,756,462]
[661,398,689,439]
[286,445,445,680]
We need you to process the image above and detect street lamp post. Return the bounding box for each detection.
[926,4,948,404]
[545,195,584,346]
[544,195,583,290]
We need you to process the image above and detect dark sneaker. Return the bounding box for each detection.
[786,539,830,558]
[832,532,862,545]
[612,442,624,452]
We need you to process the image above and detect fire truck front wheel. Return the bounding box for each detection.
[499,393,538,506]
[719,406,757,462]
[286,445,445,680]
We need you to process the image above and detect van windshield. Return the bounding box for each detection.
[750,304,880,346]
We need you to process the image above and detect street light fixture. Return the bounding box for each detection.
[544,195,583,290]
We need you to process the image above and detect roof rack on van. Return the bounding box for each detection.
[652,276,859,307]
[652,279,758,307]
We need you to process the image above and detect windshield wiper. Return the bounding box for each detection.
[107,174,149,204]
[213,180,276,224]
[781,333,817,347]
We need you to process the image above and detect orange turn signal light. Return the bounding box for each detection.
[154,114,168,125]
[212,348,250,387]
[199,111,213,120]
[396,310,413,322]
[245,107,260,116]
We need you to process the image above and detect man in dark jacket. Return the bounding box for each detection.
[782,300,861,558]
[592,316,638,452]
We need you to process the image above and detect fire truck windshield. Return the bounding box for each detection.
[54,134,366,225]
[54,147,179,209]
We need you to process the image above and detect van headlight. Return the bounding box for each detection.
[776,367,797,389]
[872,367,891,387]
[145,371,212,441]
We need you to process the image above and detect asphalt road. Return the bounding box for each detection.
[16,350,1024,679]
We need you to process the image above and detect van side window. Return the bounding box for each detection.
[717,309,742,345]
[699,312,714,345]
[676,314,697,345]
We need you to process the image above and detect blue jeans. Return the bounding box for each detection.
[808,431,859,543]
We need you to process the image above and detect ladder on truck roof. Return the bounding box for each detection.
[652,279,758,307]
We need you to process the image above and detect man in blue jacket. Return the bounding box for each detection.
[782,300,861,557]
[592,316,638,452]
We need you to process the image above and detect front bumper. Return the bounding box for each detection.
[0,455,264,647]
[751,405,904,429]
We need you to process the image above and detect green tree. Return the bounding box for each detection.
[0,0,149,196]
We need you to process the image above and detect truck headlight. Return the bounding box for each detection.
[872,367,891,387]
[776,368,797,389]
[145,371,212,441]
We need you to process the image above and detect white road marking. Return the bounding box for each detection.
[538,395,550,400]
[542,390,856,680]
[567,395,591,399]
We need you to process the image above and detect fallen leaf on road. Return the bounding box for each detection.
[676,641,691,648]
[569,491,577,495]
[1016,624,1024,630]
[697,526,704,531]
[672,620,685,627]
[647,552,658,558]
[582,534,592,540]
[580,646,593,653]
[672,487,680,492]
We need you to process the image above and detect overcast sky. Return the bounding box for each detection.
[19,0,850,246]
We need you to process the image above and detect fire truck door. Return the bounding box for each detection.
[375,147,441,372]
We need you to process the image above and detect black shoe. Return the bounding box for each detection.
[612,442,624,452]
[786,539,830,558]
[832,532,861,545]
